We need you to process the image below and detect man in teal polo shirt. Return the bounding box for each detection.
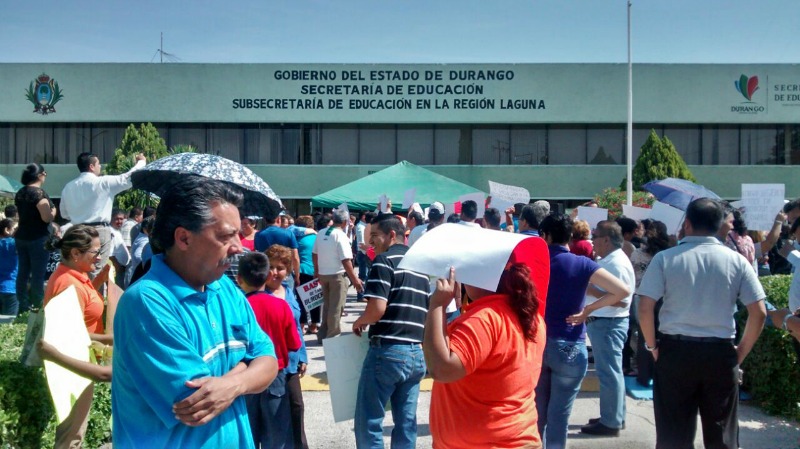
[112,176,278,449]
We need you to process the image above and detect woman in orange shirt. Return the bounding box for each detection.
[42,224,113,449]
[425,263,546,449]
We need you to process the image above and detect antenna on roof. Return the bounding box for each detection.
[151,32,181,63]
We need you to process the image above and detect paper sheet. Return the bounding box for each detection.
[576,206,609,230]
[42,286,93,424]
[488,181,530,212]
[622,205,652,222]
[650,201,685,236]
[378,195,389,213]
[458,192,486,218]
[741,184,785,231]
[322,334,370,422]
[398,223,550,298]
[402,188,416,209]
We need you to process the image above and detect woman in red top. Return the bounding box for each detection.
[569,219,594,259]
[239,216,258,251]
[237,251,301,449]
[425,263,546,449]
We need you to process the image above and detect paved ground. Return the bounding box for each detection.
[298,293,800,449]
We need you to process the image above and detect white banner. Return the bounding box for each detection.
[741,184,785,231]
[296,279,324,311]
[488,181,530,212]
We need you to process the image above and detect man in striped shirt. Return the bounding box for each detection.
[352,213,430,449]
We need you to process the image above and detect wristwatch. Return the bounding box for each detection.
[782,313,793,331]
[644,341,658,352]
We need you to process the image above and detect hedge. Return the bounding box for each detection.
[739,275,800,420]
[0,315,111,448]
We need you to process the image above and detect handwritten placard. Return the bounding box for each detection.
[741,184,785,231]
[488,181,530,212]
[296,279,323,310]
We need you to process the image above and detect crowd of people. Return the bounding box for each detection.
[1,153,800,449]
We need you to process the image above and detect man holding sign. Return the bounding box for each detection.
[351,214,429,449]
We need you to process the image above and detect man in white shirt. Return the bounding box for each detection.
[581,220,636,437]
[313,208,363,341]
[61,152,146,277]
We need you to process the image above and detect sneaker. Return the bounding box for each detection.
[588,418,625,429]
[581,421,621,436]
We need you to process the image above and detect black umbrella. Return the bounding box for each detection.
[131,153,283,217]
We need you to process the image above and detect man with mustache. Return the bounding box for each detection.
[112,176,278,449]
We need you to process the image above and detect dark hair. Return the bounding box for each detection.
[3,205,17,219]
[791,217,800,235]
[520,205,539,230]
[20,163,46,185]
[461,200,478,220]
[151,176,243,253]
[129,207,143,217]
[784,199,800,214]
[446,213,461,224]
[46,224,99,260]
[112,208,127,219]
[143,206,157,218]
[483,207,501,229]
[364,211,377,224]
[315,214,332,231]
[644,220,671,256]
[141,215,156,234]
[263,208,281,223]
[76,152,98,173]
[371,213,405,239]
[408,211,424,226]
[732,209,748,236]
[265,244,293,270]
[539,213,572,245]
[295,215,314,229]
[685,198,724,235]
[497,262,540,342]
[595,220,624,249]
[238,251,270,287]
[616,217,638,235]
[0,218,13,235]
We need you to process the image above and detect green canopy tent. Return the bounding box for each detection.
[311,161,485,211]
[0,173,23,198]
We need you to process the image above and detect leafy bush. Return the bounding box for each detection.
[739,275,800,419]
[107,123,168,211]
[593,187,654,219]
[0,320,111,448]
[621,129,696,191]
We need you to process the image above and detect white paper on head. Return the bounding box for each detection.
[398,223,530,292]
[576,206,609,230]
[741,184,786,231]
[42,286,92,424]
[622,205,652,222]
[323,334,370,422]
[650,201,685,236]
[488,181,530,212]
[459,192,486,218]
[402,188,416,209]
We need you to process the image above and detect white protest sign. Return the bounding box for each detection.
[42,286,93,424]
[402,188,416,209]
[459,192,486,218]
[323,334,370,422]
[576,206,609,230]
[650,201,685,236]
[378,195,389,213]
[622,205,652,222]
[488,181,530,212]
[444,201,457,217]
[296,279,323,311]
[741,184,786,231]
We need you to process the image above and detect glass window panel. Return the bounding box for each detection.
[587,126,624,165]
[169,125,207,152]
[14,124,53,164]
[510,126,547,165]
[321,125,358,164]
[359,126,396,165]
[548,126,586,164]
[434,127,460,164]
[397,126,434,164]
[664,126,701,165]
[0,124,12,164]
[281,127,301,164]
[740,126,779,165]
[472,127,511,165]
[52,124,92,165]
[207,125,244,162]
[92,125,127,163]
[701,125,739,165]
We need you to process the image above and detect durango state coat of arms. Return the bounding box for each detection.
[25,73,64,114]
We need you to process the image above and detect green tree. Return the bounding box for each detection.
[106,124,197,210]
[621,129,696,191]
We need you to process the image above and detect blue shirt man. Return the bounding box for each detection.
[112,177,278,449]
[255,213,300,288]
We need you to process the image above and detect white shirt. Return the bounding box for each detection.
[60,160,146,224]
[312,225,353,275]
[787,249,800,312]
[586,248,635,318]
[110,228,131,267]
[407,225,427,247]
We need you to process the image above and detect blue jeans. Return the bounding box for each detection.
[586,317,629,429]
[15,236,49,312]
[354,340,426,449]
[535,338,588,449]
[0,293,17,316]
[245,369,293,449]
[356,252,370,301]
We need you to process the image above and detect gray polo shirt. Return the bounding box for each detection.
[637,236,765,339]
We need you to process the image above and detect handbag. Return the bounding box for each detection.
[19,309,45,367]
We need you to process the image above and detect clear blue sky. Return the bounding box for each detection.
[2,0,798,64]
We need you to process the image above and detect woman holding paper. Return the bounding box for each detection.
[425,261,546,449]
[42,224,113,449]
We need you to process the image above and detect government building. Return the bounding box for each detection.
[1,63,798,212]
